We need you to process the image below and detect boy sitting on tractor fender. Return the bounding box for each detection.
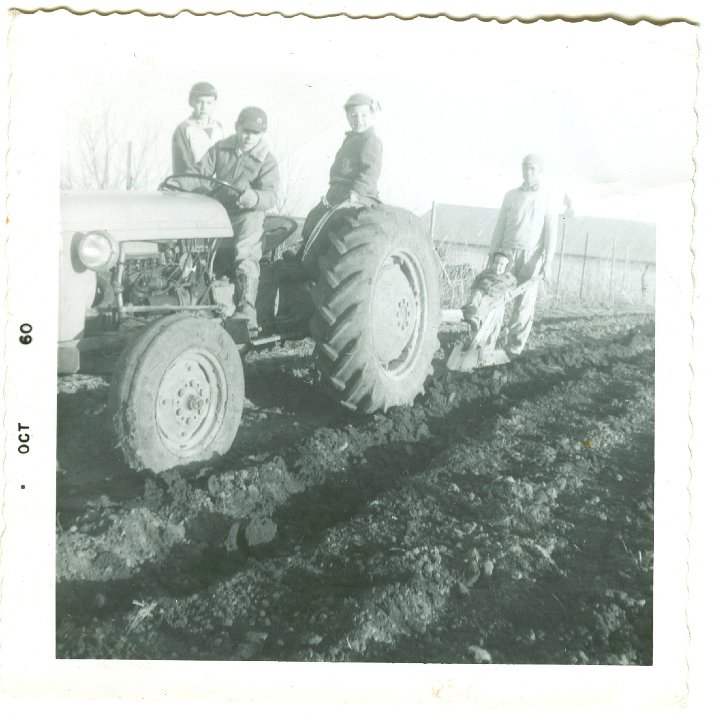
[323,93,382,206]
[462,251,517,347]
[300,93,383,278]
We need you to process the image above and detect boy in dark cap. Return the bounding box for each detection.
[183,106,279,328]
[300,93,383,274]
[172,82,225,174]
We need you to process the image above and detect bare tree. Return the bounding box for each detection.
[62,98,168,191]
[268,125,319,218]
[271,151,315,218]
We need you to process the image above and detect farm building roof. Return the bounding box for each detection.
[420,203,656,264]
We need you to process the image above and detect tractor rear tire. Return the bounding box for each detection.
[309,204,441,413]
[108,314,244,472]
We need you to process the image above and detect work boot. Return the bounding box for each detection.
[231,273,259,332]
[230,303,258,329]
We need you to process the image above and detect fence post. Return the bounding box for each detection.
[622,245,630,297]
[126,141,133,190]
[608,236,617,306]
[429,201,437,241]
[555,217,567,299]
[640,263,650,299]
[579,232,589,301]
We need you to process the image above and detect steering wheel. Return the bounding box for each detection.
[159,173,246,200]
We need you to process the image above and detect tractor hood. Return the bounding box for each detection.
[60,190,234,242]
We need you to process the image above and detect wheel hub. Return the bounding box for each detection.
[372,257,419,365]
[156,352,225,453]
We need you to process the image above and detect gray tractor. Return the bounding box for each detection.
[59,175,442,473]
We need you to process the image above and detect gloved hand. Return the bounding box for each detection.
[234,178,250,195]
[237,187,259,209]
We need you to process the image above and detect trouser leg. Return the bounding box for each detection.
[504,247,543,355]
[300,196,379,281]
[231,211,264,328]
[299,202,330,280]
[483,304,505,350]
[507,284,539,354]
[301,202,328,245]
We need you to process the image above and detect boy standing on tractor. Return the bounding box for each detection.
[300,93,383,276]
[172,82,225,174]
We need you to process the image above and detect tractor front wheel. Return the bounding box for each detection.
[108,314,244,472]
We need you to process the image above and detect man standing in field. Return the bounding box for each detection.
[172,82,225,174]
[489,154,557,356]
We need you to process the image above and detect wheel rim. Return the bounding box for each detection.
[370,249,428,379]
[155,349,228,457]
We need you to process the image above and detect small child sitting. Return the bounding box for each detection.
[461,252,517,346]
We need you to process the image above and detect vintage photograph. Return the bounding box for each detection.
[39,14,693,664]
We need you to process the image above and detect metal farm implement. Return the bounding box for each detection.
[446,275,541,372]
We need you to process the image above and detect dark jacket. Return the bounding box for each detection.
[325,127,382,204]
[468,268,517,301]
[186,134,279,212]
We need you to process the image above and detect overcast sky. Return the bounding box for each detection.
[53,14,697,224]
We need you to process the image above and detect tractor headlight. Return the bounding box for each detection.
[77,231,119,272]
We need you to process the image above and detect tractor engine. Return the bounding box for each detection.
[121,238,215,308]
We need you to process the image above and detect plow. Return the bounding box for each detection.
[446,276,542,372]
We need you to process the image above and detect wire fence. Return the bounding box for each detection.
[435,247,654,310]
[431,208,655,310]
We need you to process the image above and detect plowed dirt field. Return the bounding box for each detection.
[56,309,654,664]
